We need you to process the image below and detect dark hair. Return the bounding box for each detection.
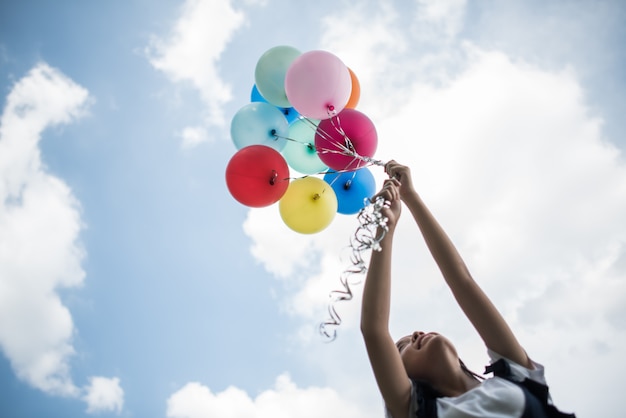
[459,358,484,382]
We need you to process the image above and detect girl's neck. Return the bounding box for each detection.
[434,371,480,397]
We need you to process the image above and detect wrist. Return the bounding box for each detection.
[400,187,418,200]
[401,189,420,206]
[381,223,396,238]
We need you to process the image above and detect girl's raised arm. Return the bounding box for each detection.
[385,161,532,368]
[360,179,412,418]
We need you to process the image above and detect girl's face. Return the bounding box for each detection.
[397,331,460,382]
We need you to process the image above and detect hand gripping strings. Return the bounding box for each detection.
[319,195,390,341]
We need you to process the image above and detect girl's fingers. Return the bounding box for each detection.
[385,160,408,181]
[375,178,401,201]
[384,160,397,175]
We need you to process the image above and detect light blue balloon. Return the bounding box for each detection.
[323,167,376,215]
[282,118,327,174]
[230,102,289,151]
[254,45,301,108]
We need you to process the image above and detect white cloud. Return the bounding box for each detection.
[0,63,125,412]
[414,0,467,39]
[0,63,89,396]
[83,376,125,414]
[166,373,363,418]
[180,125,210,149]
[147,0,246,134]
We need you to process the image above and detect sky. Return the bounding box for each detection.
[0,0,625,417]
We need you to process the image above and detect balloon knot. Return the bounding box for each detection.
[328,105,335,112]
[343,180,352,190]
[313,193,321,201]
[269,170,278,185]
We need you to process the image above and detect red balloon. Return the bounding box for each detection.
[225,145,290,207]
[314,109,377,171]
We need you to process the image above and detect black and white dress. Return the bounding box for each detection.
[385,350,575,418]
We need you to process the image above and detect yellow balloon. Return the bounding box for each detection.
[279,177,338,234]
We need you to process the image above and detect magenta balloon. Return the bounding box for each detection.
[314,109,378,171]
[284,50,351,120]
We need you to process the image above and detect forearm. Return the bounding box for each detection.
[402,190,530,364]
[359,228,413,417]
[402,191,472,283]
[360,227,395,337]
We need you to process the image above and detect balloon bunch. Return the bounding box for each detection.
[225,45,384,234]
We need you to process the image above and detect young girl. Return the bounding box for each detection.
[360,161,575,418]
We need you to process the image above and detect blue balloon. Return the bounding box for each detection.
[282,107,300,124]
[251,84,300,124]
[323,167,376,214]
[230,102,289,151]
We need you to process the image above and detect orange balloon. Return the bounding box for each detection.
[345,68,361,109]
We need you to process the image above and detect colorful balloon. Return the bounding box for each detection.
[225,145,290,208]
[284,50,351,120]
[345,68,361,109]
[282,107,300,124]
[279,177,337,234]
[323,167,375,214]
[255,46,301,108]
[314,108,378,171]
[230,102,289,151]
[250,85,300,124]
[282,118,328,175]
[250,84,265,102]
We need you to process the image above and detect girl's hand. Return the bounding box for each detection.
[372,178,402,229]
[384,160,415,201]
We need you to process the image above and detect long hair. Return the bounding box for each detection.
[459,358,484,382]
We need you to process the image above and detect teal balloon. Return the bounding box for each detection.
[255,46,301,108]
[230,102,289,151]
[323,167,376,214]
[282,118,327,174]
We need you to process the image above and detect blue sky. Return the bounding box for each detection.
[1,1,625,417]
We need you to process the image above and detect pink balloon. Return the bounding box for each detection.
[284,50,351,120]
[314,109,378,171]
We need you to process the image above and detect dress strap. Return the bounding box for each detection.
[485,359,576,418]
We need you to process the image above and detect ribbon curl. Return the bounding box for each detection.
[319,195,389,341]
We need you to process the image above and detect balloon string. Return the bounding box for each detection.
[316,146,386,168]
[319,196,390,341]
[284,120,386,168]
[295,113,346,151]
[274,115,386,184]
[326,110,360,160]
[288,115,362,164]
[313,114,387,168]
[274,137,385,183]
[325,169,357,189]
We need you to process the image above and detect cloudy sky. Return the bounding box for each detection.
[1,0,625,417]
